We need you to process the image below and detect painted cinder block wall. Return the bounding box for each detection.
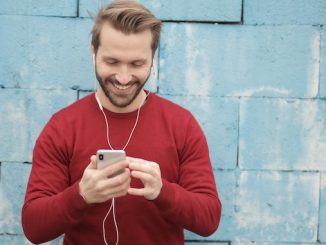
[0,0,325,244]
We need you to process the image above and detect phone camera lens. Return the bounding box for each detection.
[99,154,104,160]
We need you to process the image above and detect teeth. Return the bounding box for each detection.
[114,83,132,90]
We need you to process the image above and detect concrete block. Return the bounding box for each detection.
[320,173,326,242]
[0,89,76,162]
[0,89,29,162]
[0,0,77,17]
[239,98,326,171]
[186,170,237,241]
[79,0,242,22]
[159,23,320,98]
[0,162,31,234]
[320,28,326,98]
[164,95,239,170]
[234,171,319,242]
[0,16,96,90]
[244,0,326,25]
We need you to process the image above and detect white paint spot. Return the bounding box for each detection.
[298,101,326,170]
[307,32,320,97]
[20,65,29,79]
[39,36,49,45]
[185,24,212,95]
[151,1,162,10]
[0,192,16,233]
[165,25,177,48]
[227,86,289,97]
[321,174,326,190]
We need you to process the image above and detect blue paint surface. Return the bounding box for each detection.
[159,23,319,98]
[0,0,326,244]
[234,171,319,242]
[0,89,76,162]
[239,98,326,171]
[320,173,326,242]
[244,0,326,25]
[79,0,242,21]
[0,163,31,234]
[0,16,95,90]
[320,28,326,98]
[0,0,77,17]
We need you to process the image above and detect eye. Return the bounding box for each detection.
[132,61,145,67]
[104,59,118,65]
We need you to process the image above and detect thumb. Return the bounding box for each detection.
[86,155,97,169]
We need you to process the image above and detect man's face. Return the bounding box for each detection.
[94,23,153,109]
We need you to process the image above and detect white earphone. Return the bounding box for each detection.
[92,54,95,65]
[95,95,103,111]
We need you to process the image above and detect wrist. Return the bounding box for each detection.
[79,182,89,204]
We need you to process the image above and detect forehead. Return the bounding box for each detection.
[98,23,153,58]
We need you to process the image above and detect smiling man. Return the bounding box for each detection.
[22,1,221,244]
[94,22,152,111]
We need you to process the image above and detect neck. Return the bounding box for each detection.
[96,89,147,113]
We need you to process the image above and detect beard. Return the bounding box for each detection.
[95,68,151,108]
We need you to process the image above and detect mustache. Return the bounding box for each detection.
[105,75,139,86]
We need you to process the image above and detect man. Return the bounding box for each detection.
[22,1,221,244]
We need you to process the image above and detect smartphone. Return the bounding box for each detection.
[96,149,126,170]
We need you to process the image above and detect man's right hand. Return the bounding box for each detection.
[78,155,131,204]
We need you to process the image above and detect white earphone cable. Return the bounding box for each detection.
[96,90,149,245]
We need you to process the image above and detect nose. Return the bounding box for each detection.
[115,73,132,84]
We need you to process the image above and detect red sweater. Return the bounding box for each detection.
[22,92,221,245]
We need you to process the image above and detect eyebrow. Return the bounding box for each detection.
[102,56,147,63]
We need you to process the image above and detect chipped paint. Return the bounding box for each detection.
[185,24,212,95]
[307,32,320,97]
[228,86,290,97]
[297,101,326,170]
[0,191,16,233]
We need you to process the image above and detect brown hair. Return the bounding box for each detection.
[91,0,162,54]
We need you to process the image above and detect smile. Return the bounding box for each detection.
[113,82,134,90]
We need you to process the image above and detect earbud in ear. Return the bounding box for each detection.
[92,54,95,65]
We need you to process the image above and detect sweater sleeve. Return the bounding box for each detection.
[21,115,90,244]
[152,114,222,236]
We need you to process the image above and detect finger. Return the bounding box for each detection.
[128,187,147,197]
[127,157,148,167]
[99,168,131,189]
[129,160,156,172]
[96,171,131,198]
[97,176,131,195]
[86,155,97,169]
[130,170,152,182]
[98,161,129,178]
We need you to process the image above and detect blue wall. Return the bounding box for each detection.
[0,0,325,244]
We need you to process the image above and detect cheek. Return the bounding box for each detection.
[95,64,113,79]
[138,67,152,81]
